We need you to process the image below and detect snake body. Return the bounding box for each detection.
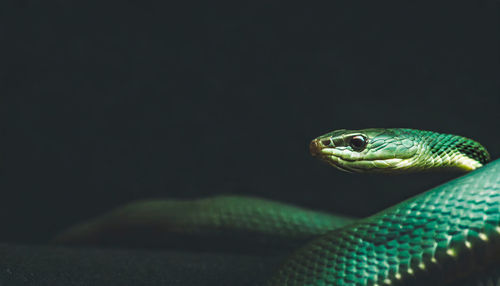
[271,159,500,285]
[55,128,498,285]
[53,196,354,251]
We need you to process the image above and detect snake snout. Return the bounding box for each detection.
[310,138,331,156]
[309,140,320,156]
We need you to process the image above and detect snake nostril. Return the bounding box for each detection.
[321,139,332,147]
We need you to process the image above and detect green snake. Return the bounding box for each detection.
[55,128,500,285]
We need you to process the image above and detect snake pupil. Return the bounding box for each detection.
[349,135,367,151]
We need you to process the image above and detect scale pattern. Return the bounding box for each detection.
[269,159,500,285]
[416,129,490,171]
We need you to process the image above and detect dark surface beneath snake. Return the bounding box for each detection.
[0,243,281,286]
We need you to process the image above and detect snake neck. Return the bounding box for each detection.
[419,130,490,172]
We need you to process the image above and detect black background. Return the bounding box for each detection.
[1,1,499,285]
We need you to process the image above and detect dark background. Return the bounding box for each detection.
[1,1,499,285]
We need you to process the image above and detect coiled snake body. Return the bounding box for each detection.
[56,128,500,286]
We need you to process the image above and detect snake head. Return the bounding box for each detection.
[309,128,488,173]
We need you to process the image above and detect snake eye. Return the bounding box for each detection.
[349,135,367,151]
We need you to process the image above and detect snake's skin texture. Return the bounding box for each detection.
[269,159,500,285]
[54,196,354,250]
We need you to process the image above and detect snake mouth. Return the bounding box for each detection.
[310,138,408,173]
[310,139,358,163]
[310,139,353,169]
[310,139,337,161]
